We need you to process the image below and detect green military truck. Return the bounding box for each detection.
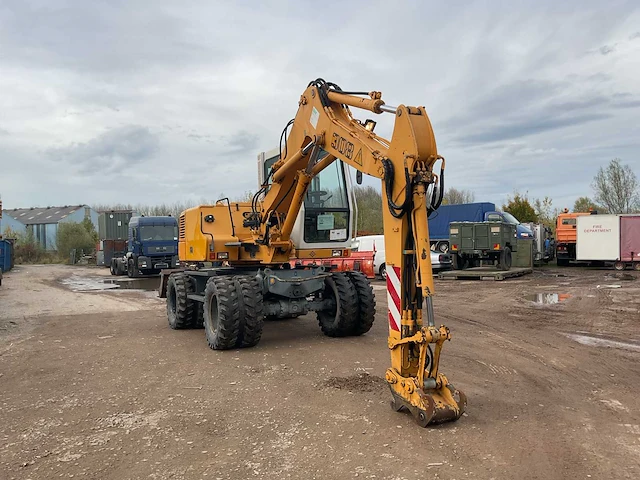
[448,221,517,271]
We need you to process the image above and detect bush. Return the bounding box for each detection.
[57,221,98,262]
[2,226,54,264]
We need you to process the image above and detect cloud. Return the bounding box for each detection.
[599,44,617,55]
[47,125,160,174]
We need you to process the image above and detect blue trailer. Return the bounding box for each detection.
[110,216,180,277]
[428,202,533,252]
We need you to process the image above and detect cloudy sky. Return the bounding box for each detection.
[1,0,639,213]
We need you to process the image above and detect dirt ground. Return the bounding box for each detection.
[1,264,639,480]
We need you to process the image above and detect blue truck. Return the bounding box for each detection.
[110,216,180,277]
[428,202,533,253]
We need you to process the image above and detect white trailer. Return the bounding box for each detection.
[576,214,620,262]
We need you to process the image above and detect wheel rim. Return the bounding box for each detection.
[614,262,624,271]
[206,296,220,336]
[381,266,387,279]
[168,285,177,315]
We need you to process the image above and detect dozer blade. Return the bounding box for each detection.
[388,379,467,427]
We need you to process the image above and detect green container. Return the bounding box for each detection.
[449,221,517,254]
[513,238,534,268]
[449,221,517,270]
[98,211,133,240]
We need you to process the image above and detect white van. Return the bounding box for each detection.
[354,234,452,279]
[353,235,386,278]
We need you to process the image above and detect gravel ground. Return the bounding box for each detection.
[0,264,639,479]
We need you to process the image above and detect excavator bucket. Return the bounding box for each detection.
[388,376,467,427]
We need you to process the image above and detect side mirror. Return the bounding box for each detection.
[356,171,363,185]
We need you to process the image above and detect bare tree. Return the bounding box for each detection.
[442,188,475,205]
[592,158,640,214]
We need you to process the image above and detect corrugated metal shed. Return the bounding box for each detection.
[5,205,87,225]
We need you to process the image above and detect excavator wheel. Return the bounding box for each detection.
[346,271,376,335]
[232,275,265,348]
[203,276,241,350]
[317,272,358,337]
[166,273,195,330]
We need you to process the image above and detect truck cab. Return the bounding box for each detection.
[484,211,533,239]
[556,209,596,266]
[111,216,180,277]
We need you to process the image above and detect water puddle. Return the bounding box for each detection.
[565,333,640,353]
[61,275,120,292]
[525,293,571,304]
[60,275,159,292]
[103,278,159,291]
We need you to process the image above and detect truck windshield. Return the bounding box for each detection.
[140,225,178,241]
[502,212,521,225]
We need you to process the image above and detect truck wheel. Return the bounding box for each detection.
[614,261,626,271]
[233,275,265,348]
[127,259,138,278]
[633,263,640,271]
[317,273,358,337]
[110,261,116,275]
[379,263,387,280]
[452,254,465,270]
[166,273,195,330]
[346,271,376,335]
[498,247,512,271]
[203,276,240,350]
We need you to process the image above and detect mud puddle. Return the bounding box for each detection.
[60,275,159,292]
[103,278,159,291]
[61,275,120,291]
[526,293,571,304]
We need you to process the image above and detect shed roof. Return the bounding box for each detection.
[5,205,89,225]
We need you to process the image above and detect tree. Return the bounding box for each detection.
[442,188,475,205]
[591,158,640,214]
[57,222,97,261]
[533,196,558,232]
[353,186,383,235]
[573,196,600,213]
[502,191,538,223]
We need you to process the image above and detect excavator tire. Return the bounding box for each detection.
[317,272,358,337]
[166,273,195,330]
[233,275,265,348]
[346,271,376,335]
[203,276,240,350]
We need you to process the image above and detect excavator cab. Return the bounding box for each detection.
[257,147,358,254]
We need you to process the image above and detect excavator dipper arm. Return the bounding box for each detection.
[258,79,466,426]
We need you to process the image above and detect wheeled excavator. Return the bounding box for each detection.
[164,79,466,427]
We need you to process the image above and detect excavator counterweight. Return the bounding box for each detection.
[165,79,466,427]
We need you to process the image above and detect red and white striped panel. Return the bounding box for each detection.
[386,265,401,332]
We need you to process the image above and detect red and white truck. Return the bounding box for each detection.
[576,214,640,270]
